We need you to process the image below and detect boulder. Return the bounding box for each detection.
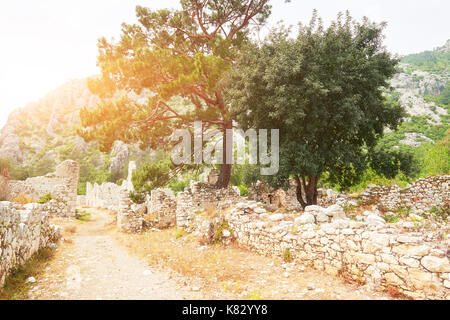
[295,213,315,225]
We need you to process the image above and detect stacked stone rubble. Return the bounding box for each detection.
[361,175,450,212]
[6,160,79,217]
[191,200,450,299]
[0,201,61,287]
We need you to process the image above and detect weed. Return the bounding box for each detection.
[37,193,52,204]
[174,228,184,239]
[0,248,55,300]
[383,214,400,223]
[12,194,35,205]
[248,290,263,300]
[282,248,293,262]
[75,210,91,222]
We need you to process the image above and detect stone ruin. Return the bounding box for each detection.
[0,200,62,286]
[247,179,342,212]
[6,160,80,217]
[81,161,450,299]
[360,175,450,213]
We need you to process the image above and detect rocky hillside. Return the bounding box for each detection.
[0,79,151,192]
[384,40,449,148]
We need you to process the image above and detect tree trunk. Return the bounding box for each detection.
[294,174,319,210]
[215,121,232,188]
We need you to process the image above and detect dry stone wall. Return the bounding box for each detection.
[191,199,450,299]
[361,176,450,212]
[176,181,241,228]
[7,160,79,217]
[0,201,61,287]
[84,182,121,210]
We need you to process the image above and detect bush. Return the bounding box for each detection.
[129,191,146,204]
[37,193,52,204]
[12,194,35,205]
[237,185,248,196]
[283,248,293,262]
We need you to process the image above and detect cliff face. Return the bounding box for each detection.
[0,79,99,164]
[0,79,147,184]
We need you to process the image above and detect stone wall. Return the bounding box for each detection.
[0,201,61,287]
[7,160,79,217]
[176,181,242,227]
[84,161,136,211]
[84,182,122,210]
[191,200,450,299]
[248,180,301,211]
[361,175,450,212]
[149,188,177,228]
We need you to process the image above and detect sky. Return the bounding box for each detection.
[0,0,449,129]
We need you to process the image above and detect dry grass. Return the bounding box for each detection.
[12,194,35,205]
[0,248,55,300]
[114,228,256,285]
[0,175,8,201]
[110,224,387,300]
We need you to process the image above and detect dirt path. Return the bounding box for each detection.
[27,207,391,300]
[28,208,192,300]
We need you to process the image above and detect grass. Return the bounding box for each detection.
[75,209,92,222]
[0,248,55,300]
[383,214,400,223]
[283,248,293,263]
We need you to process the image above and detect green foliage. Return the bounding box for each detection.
[78,1,276,188]
[37,193,52,204]
[282,248,293,262]
[75,209,91,222]
[129,191,146,204]
[430,204,449,220]
[368,147,418,179]
[174,228,184,239]
[401,45,449,75]
[237,185,248,197]
[383,214,400,223]
[229,11,403,206]
[132,157,175,194]
[420,139,450,176]
[230,164,260,189]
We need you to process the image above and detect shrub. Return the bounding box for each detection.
[237,185,248,197]
[12,194,35,205]
[383,214,400,223]
[283,248,293,262]
[37,193,52,204]
[174,228,184,239]
[129,191,146,204]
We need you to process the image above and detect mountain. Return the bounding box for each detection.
[380,40,449,148]
[0,79,151,193]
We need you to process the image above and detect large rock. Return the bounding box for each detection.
[365,214,386,226]
[109,141,130,176]
[295,213,315,225]
[421,256,450,273]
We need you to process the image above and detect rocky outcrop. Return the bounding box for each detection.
[109,141,130,177]
[391,63,447,125]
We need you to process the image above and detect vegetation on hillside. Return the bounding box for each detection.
[401,45,449,75]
